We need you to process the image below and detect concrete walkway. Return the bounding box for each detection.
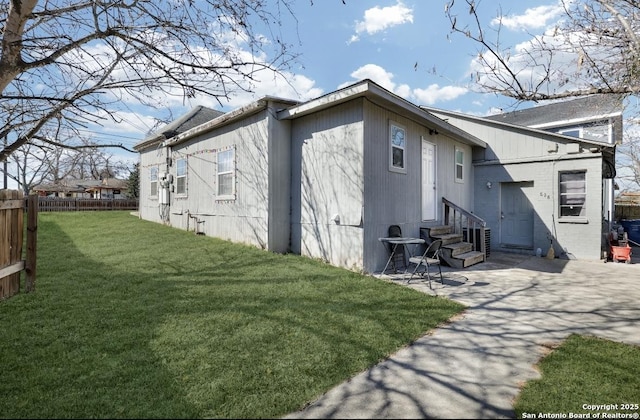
[284,251,640,419]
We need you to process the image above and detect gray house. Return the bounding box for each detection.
[484,94,622,232]
[134,80,618,273]
[426,104,619,261]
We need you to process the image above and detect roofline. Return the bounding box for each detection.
[278,79,487,148]
[527,112,622,129]
[422,106,617,149]
[133,96,300,151]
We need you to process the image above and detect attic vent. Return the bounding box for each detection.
[566,143,581,154]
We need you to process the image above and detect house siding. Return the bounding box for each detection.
[475,157,604,260]
[434,112,606,261]
[290,99,365,270]
[288,97,477,273]
[361,100,474,273]
[139,109,280,249]
[267,114,292,253]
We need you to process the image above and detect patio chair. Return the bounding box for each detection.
[405,239,443,286]
[387,225,406,272]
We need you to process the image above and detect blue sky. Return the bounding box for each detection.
[95,0,567,155]
[1,0,581,193]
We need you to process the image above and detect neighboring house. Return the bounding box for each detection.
[134,79,618,273]
[485,94,624,145]
[84,178,129,199]
[32,178,129,199]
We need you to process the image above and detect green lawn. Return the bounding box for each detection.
[0,211,465,419]
[515,334,640,419]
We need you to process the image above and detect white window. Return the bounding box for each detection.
[558,128,582,138]
[455,147,464,182]
[389,122,406,173]
[150,167,158,197]
[559,171,586,218]
[217,148,235,199]
[176,158,187,195]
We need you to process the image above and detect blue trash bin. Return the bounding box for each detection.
[620,219,640,245]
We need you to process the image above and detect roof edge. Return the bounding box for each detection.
[423,106,617,149]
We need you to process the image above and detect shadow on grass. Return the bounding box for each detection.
[0,212,464,419]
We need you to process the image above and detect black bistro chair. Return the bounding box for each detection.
[387,225,406,272]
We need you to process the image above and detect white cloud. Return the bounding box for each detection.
[413,84,468,105]
[340,64,409,94]
[341,64,467,105]
[220,70,324,108]
[493,3,565,31]
[349,1,413,43]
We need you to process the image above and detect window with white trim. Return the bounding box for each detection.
[455,147,464,182]
[389,122,406,173]
[176,158,187,195]
[559,171,586,218]
[150,166,158,197]
[217,148,235,199]
[558,128,582,138]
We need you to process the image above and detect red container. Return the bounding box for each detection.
[610,245,632,263]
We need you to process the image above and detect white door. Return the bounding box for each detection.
[422,139,436,220]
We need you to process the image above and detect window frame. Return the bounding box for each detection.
[558,128,582,138]
[216,147,236,200]
[150,166,158,198]
[175,157,187,196]
[389,121,407,174]
[558,170,587,222]
[454,147,464,183]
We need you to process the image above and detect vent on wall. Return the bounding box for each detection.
[566,143,581,154]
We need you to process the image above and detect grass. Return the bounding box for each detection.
[0,211,465,419]
[514,334,640,418]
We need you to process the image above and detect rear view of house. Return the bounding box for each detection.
[134,80,619,273]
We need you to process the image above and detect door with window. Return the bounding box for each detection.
[421,139,436,220]
[500,182,534,248]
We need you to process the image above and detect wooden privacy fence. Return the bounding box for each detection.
[1,190,37,300]
[35,197,138,212]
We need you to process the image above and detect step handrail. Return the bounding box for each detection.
[442,197,487,257]
[442,197,486,227]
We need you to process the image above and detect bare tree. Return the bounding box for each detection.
[0,0,300,162]
[6,142,49,194]
[4,129,133,194]
[445,0,640,101]
[618,122,640,189]
[444,0,640,191]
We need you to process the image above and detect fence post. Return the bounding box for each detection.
[24,194,38,292]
